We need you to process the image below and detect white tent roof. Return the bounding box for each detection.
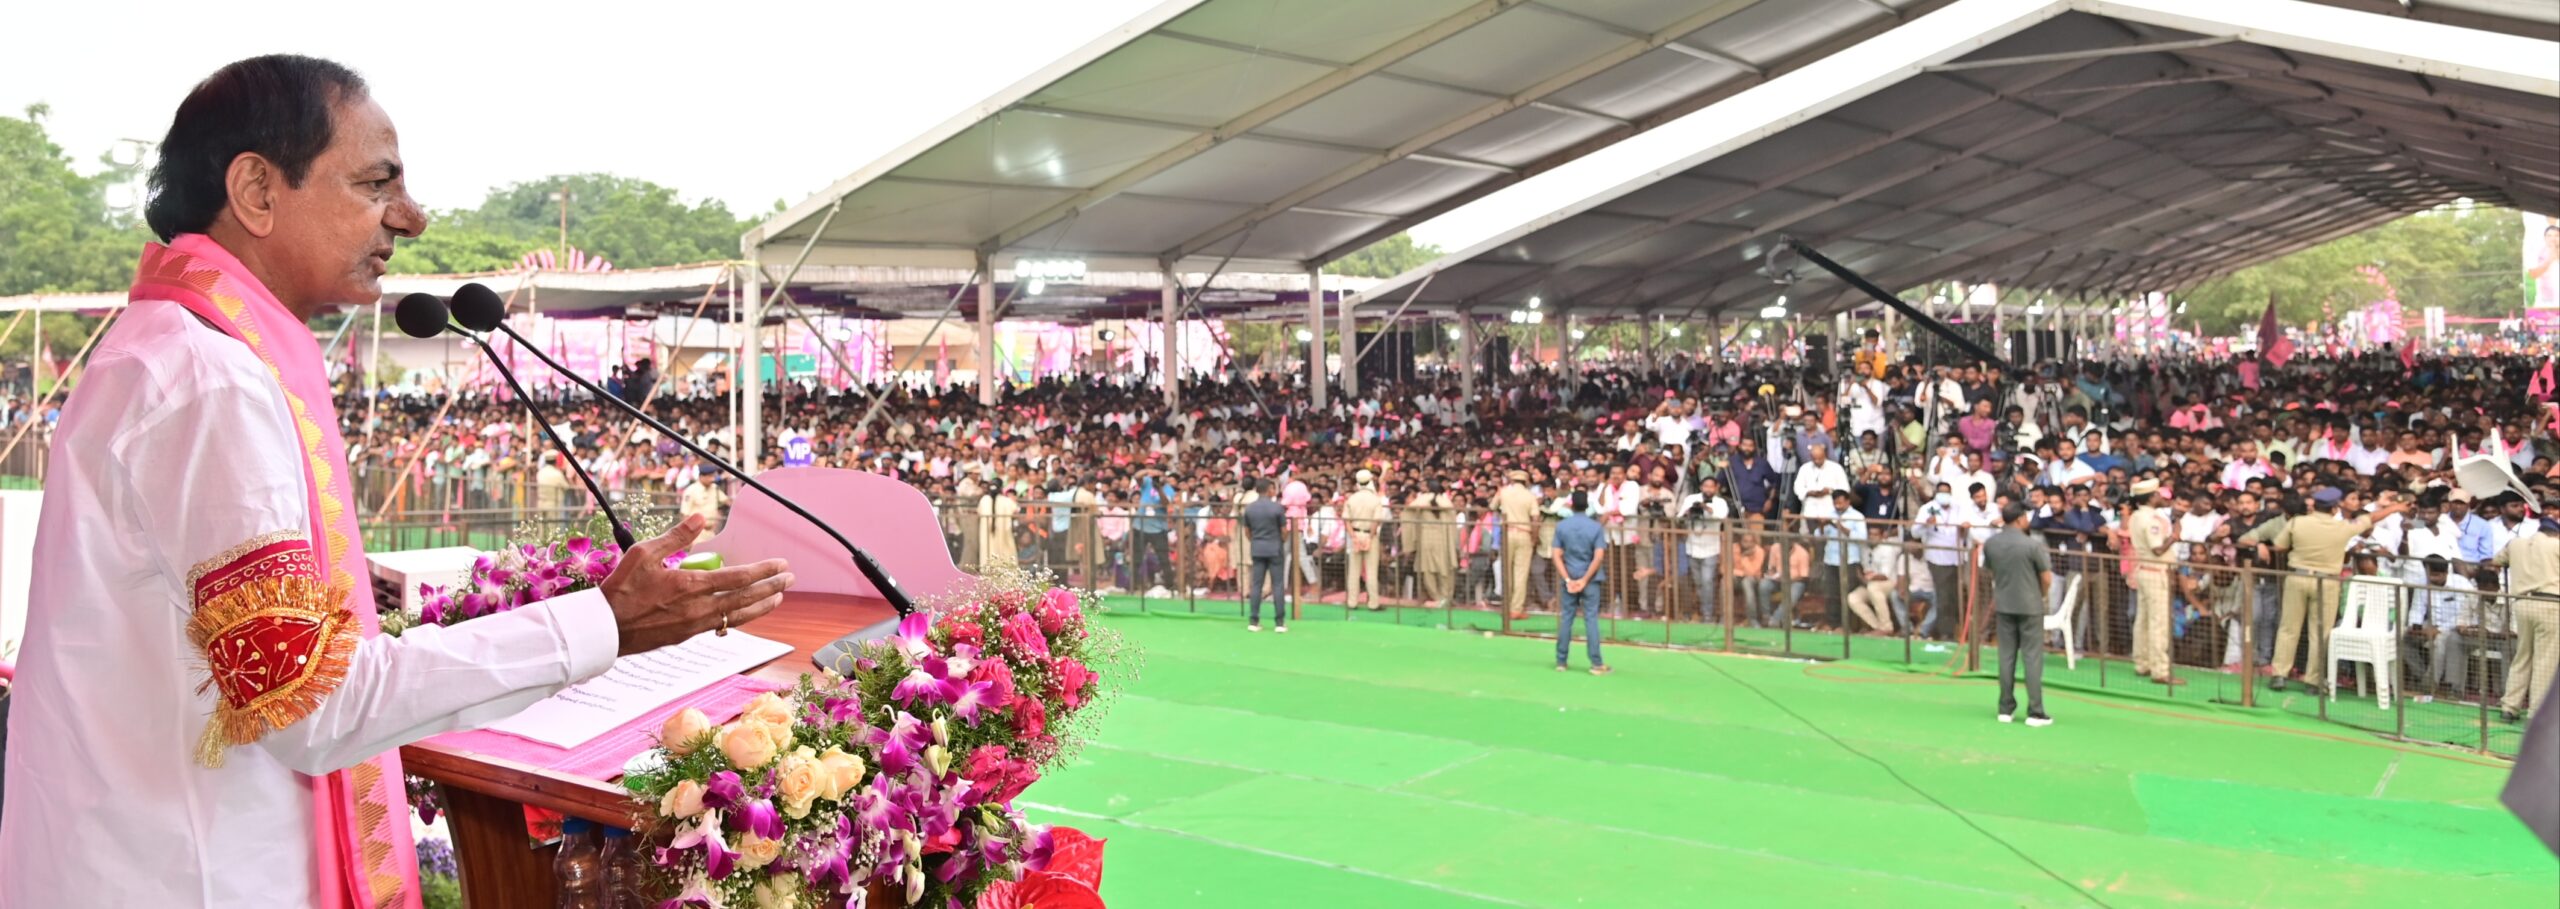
[744,0,1958,275]
[1344,0,2559,318]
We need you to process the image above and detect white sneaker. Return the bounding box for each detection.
[1247,624,1261,633]
[1192,587,1209,597]
[1276,626,1289,634]
[1145,586,1172,599]
[2025,714,2054,728]
[1998,713,2014,724]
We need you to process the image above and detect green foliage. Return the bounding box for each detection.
[419,873,461,909]
[0,106,154,297]
[401,174,752,271]
[2184,203,2527,332]
[1328,232,1443,279]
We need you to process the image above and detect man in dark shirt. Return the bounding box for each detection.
[1729,436,1780,519]
[1240,479,1290,633]
[1552,492,1611,675]
[1985,503,2055,726]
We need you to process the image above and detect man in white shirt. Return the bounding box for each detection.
[2039,439,2099,488]
[2401,557,2480,702]
[1794,443,1850,520]
[1910,483,1971,639]
[1842,374,1889,442]
[0,55,794,908]
[1678,479,1729,620]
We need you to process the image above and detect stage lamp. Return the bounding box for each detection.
[1527,296,1543,310]
[1508,310,1526,324]
[1527,311,1545,324]
[1295,329,1314,342]
[1446,327,1462,340]
[1666,326,1683,338]
[1570,329,1587,341]
[1026,279,1046,296]
[1759,305,1785,319]
[1749,328,1764,340]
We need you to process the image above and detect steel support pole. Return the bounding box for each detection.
[1306,266,1328,408]
[1161,261,1180,410]
[1338,278,1358,400]
[742,266,763,470]
[1456,314,1477,402]
[978,251,999,406]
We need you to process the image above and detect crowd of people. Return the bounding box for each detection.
[324,336,2560,721]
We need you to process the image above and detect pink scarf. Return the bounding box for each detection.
[131,235,423,909]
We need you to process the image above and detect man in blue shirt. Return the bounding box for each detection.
[1133,469,1172,594]
[2449,493,2500,566]
[1728,436,1781,519]
[1551,491,1611,675]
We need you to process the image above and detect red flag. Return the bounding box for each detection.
[2397,341,2416,372]
[2236,360,2260,389]
[2257,295,2294,367]
[2531,360,2555,400]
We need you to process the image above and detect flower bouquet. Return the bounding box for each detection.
[623,568,1130,908]
[405,512,676,631]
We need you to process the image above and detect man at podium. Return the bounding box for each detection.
[0,55,793,908]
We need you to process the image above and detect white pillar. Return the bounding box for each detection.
[741,265,764,473]
[1306,266,1327,409]
[1559,312,1576,390]
[1338,283,1358,400]
[977,251,998,406]
[1456,312,1477,402]
[1161,261,1181,410]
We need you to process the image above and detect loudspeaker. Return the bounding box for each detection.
[1483,336,1513,377]
[1920,322,1996,366]
[1802,334,1833,386]
[2007,329,2059,363]
[1356,330,1416,385]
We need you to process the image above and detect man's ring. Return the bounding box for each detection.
[718,608,731,637]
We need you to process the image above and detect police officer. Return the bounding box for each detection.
[2272,487,2410,693]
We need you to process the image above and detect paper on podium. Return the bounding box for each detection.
[481,630,790,749]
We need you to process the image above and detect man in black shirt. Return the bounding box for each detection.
[1240,479,1290,633]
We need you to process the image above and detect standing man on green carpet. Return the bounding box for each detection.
[1985,503,2054,726]
[1553,491,1611,675]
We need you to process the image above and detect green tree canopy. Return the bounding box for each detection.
[1328,232,1443,279]
[393,173,751,273]
[2183,203,2526,333]
[0,105,154,297]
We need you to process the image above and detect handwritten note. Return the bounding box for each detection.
[481,630,792,749]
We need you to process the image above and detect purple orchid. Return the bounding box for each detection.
[891,610,934,662]
[871,713,930,776]
[702,770,746,811]
[891,669,947,707]
[1021,824,1056,872]
[946,679,999,725]
[854,781,910,834]
[655,873,718,909]
[728,798,784,841]
[457,591,498,620]
[664,809,737,880]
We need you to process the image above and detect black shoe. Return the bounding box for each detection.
[2025,712,2053,728]
[2270,678,2288,691]
[2502,709,2523,724]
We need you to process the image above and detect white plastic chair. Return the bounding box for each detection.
[2328,575,2402,708]
[2045,573,2082,669]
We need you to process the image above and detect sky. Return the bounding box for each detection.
[3,0,1170,225]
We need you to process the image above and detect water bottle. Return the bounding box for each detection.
[602,826,650,909]
[553,819,606,909]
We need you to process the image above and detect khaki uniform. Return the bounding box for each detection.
[1497,482,1542,616]
[2128,507,2176,676]
[1407,493,1458,606]
[2273,511,2373,688]
[1343,487,1389,609]
[954,477,983,571]
[2497,529,2560,717]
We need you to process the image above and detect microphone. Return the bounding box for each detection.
[442,283,917,616]
[395,293,636,548]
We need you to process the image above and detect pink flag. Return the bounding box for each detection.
[2258,295,2294,367]
[2236,360,2260,389]
[2530,360,2555,400]
[2397,340,2416,372]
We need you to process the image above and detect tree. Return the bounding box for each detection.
[1328,232,1443,279]
[0,105,154,297]
[427,174,753,269]
[2183,203,2527,333]
[386,222,543,275]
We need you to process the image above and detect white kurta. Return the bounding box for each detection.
[0,300,619,907]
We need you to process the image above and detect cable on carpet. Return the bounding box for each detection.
[1683,650,2119,909]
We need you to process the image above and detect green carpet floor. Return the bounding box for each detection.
[1020,609,2554,908]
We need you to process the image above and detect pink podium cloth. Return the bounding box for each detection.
[423,675,783,782]
[704,468,972,604]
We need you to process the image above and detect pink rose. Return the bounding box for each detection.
[964,744,1037,805]
[1001,611,1049,660]
[1035,587,1080,635]
[1012,697,1047,741]
[1050,658,1097,710]
[971,658,1018,709]
[944,619,984,649]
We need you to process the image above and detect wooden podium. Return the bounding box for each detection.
[399,591,898,907]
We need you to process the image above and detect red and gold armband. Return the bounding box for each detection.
[184,531,358,767]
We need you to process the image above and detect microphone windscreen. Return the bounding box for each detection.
[451,282,508,332]
[392,293,450,339]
